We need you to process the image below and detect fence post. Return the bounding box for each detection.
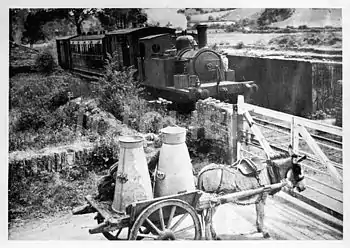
[240,98,275,159]
[298,125,343,185]
[231,95,245,161]
[291,117,299,154]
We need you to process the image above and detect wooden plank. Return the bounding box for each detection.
[242,111,276,158]
[127,190,201,221]
[291,117,299,153]
[281,188,343,221]
[244,103,293,122]
[85,195,130,226]
[244,103,342,136]
[295,118,342,137]
[276,192,343,230]
[272,196,342,238]
[274,195,341,234]
[268,203,324,239]
[306,185,342,203]
[305,175,343,193]
[254,115,342,146]
[298,126,343,185]
[232,203,305,240]
[234,96,245,160]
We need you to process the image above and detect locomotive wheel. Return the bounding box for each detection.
[129,199,202,240]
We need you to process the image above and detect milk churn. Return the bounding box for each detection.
[154,126,195,197]
[112,136,153,213]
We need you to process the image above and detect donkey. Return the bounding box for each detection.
[197,146,307,240]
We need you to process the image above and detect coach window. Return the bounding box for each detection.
[97,41,102,55]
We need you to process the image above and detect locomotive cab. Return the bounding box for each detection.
[138,33,176,87]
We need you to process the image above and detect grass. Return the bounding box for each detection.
[9,71,94,152]
[268,31,342,48]
[8,168,101,226]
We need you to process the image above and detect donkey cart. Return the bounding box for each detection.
[72,181,287,240]
[71,126,307,240]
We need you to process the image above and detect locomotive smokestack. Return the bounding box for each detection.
[196,24,208,49]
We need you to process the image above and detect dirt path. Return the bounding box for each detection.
[8,204,272,240]
[9,213,105,240]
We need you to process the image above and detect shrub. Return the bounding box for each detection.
[139,111,164,133]
[9,72,90,151]
[235,41,244,49]
[35,48,57,73]
[89,136,119,171]
[210,43,218,51]
[298,25,308,30]
[95,52,148,129]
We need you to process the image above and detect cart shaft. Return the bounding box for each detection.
[197,181,287,210]
[72,203,96,215]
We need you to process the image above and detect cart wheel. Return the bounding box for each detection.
[96,213,126,240]
[129,199,202,240]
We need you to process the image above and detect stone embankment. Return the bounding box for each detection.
[8,98,161,177]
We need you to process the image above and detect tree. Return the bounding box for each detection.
[10,8,94,44]
[208,15,214,21]
[97,9,147,31]
[66,8,97,35]
[10,9,29,44]
[23,10,49,46]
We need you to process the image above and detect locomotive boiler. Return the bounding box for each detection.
[56,25,258,104]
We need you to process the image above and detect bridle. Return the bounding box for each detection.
[287,154,306,183]
[268,154,306,185]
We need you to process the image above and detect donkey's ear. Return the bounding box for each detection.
[288,145,294,156]
[297,155,307,163]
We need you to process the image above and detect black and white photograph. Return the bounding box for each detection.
[5,1,346,243]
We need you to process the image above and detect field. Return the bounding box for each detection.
[207,32,284,47]
[207,31,342,48]
[269,9,342,28]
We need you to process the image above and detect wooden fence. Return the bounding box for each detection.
[232,95,343,220]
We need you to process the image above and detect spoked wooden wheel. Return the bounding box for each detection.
[129,199,202,240]
[95,213,126,240]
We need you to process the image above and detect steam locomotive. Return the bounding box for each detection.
[56,24,257,104]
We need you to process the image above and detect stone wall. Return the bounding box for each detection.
[334,80,342,127]
[191,98,235,164]
[9,144,102,177]
[311,62,342,112]
[227,55,342,116]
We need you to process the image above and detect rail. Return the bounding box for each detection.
[232,95,343,220]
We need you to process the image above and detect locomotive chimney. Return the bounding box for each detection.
[196,24,208,49]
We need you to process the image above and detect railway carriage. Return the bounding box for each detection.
[56,25,258,104]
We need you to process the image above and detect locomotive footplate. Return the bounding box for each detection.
[143,80,257,104]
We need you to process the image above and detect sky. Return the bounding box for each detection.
[144,8,187,30]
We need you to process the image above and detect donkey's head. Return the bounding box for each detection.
[270,146,307,192]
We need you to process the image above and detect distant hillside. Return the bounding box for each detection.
[269,8,342,28]
[186,8,341,29]
[189,10,235,22]
[222,8,265,22]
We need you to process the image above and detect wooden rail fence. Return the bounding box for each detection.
[232,95,343,220]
